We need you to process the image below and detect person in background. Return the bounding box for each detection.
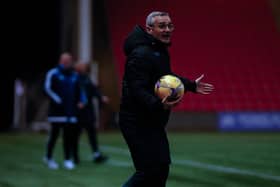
[119,11,214,186]
[43,52,81,170]
[74,62,109,164]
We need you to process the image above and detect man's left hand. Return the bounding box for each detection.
[195,74,214,94]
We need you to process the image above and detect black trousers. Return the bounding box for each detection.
[123,164,169,187]
[74,121,99,163]
[78,121,99,153]
[119,112,171,187]
[45,122,79,160]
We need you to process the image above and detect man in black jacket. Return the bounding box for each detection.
[119,11,214,187]
[74,62,109,164]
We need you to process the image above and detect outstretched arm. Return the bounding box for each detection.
[162,74,214,109]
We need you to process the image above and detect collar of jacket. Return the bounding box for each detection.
[124,25,171,56]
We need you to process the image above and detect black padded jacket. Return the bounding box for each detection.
[119,25,197,128]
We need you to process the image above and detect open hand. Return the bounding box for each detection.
[102,96,110,104]
[195,74,214,94]
[77,102,85,109]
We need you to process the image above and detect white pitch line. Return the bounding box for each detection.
[173,160,280,182]
[101,145,280,182]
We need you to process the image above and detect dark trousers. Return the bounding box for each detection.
[79,121,99,152]
[46,122,78,160]
[123,164,169,187]
[119,111,171,187]
[75,121,99,163]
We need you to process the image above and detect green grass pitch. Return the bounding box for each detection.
[0,131,279,187]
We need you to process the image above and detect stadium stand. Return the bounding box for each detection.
[105,0,280,112]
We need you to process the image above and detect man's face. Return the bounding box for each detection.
[60,53,73,69]
[146,15,174,44]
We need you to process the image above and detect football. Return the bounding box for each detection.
[154,74,185,103]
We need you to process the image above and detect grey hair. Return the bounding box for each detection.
[146,11,170,26]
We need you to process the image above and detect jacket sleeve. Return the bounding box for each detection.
[44,69,62,104]
[172,73,197,93]
[126,52,164,111]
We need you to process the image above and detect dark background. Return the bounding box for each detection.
[2,0,280,131]
[2,1,60,130]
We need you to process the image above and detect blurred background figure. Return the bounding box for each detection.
[75,62,109,164]
[43,52,81,170]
